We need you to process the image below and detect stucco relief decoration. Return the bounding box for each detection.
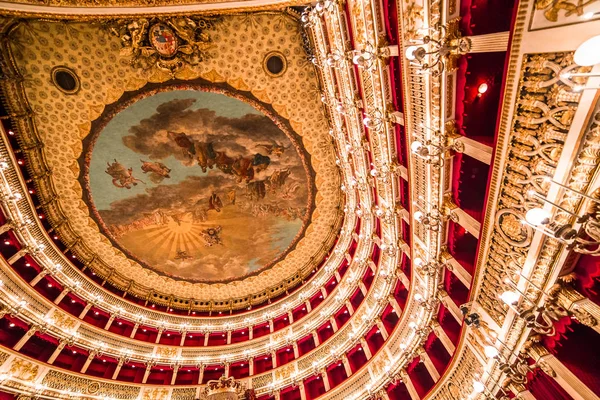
[0,14,340,304]
[535,0,598,21]
[8,358,39,382]
[480,52,590,324]
[142,388,170,400]
[106,17,217,73]
[531,0,599,29]
[200,376,252,400]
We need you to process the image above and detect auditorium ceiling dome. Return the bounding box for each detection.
[0,1,599,400]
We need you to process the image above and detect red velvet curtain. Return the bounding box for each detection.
[527,369,574,400]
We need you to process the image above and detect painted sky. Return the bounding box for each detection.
[90,90,262,210]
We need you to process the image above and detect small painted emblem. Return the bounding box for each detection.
[149,23,178,57]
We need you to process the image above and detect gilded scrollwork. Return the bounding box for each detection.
[535,0,599,22]
[477,52,590,325]
[42,370,140,399]
[104,17,218,75]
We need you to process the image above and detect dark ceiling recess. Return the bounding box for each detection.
[264,52,287,77]
[51,66,80,94]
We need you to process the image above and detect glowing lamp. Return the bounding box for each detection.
[473,381,485,393]
[483,345,499,358]
[413,211,424,222]
[525,207,551,226]
[478,83,488,94]
[500,291,520,305]
[410,140,423,154]
[405,45,419,61]
[574,35,600,66]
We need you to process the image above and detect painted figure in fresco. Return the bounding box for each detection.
[280,182,301,200]
[227,190,236,205]
[167,131,271,182]
[267,168,291,193]
[105,159,144,189]
[207,192,223,212]
[168,131,217,172]
[258,143,287,157]
[174,249,192,260]
[200,226,223,247]
[246,180,267,201]
[140,160,171,183]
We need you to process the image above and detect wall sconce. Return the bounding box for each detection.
[574,34,600,67]
[363,108,397,131]
[404,22,470,76]
[351,43,398,70]
[523,192,600,256]
[325,49,348,68]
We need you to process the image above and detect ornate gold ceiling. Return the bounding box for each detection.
[0,12,342,301]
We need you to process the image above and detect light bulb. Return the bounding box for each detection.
[525,207,551,226]
[583,11,595,19]
[414,257,424,266]
[478,83,488,94]
[414,293,423,301]
[410,140,423,154]
[500,291,520,305]
[352,54,364,65]
[574,35,600,66]
[473,381,485,393]
[404,45,418,61]
[413,211,424,221]
[483,345,499,358]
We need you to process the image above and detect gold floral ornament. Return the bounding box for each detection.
[105,17,218,74]
[536,0,598,22]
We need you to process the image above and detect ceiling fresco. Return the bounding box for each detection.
[84,87,313,282]
[0,12,342,301]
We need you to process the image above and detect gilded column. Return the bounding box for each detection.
[555,285,600,334]
[376,319,389,340]
[104,313,116,330]
[112,358,124,380]
[507,383,537,400]
[292,342,300,358]
[299,383,307,400]
[440,249,473,288]
[400,369,421,400]
[442,195,481,239]
[529,344,600,400]
[330,317,338,332]
[321,369,330,391]
[155,327,164,344]
[437,289,463,325]
[142,363,152,384]
[80,350,97,374]
[53,288,70,305]
[312,331,320,346]
[341,354,353,377]
[29,269,49,287]
[345,300,355,315]
[360,338,372,359]
[388,295,403,315]
[465,32,510,53]
[431,320,455,354]
[418,348,440,381]
[13,326,37,351]
[78,303,93,319]
[47,340,67,365]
